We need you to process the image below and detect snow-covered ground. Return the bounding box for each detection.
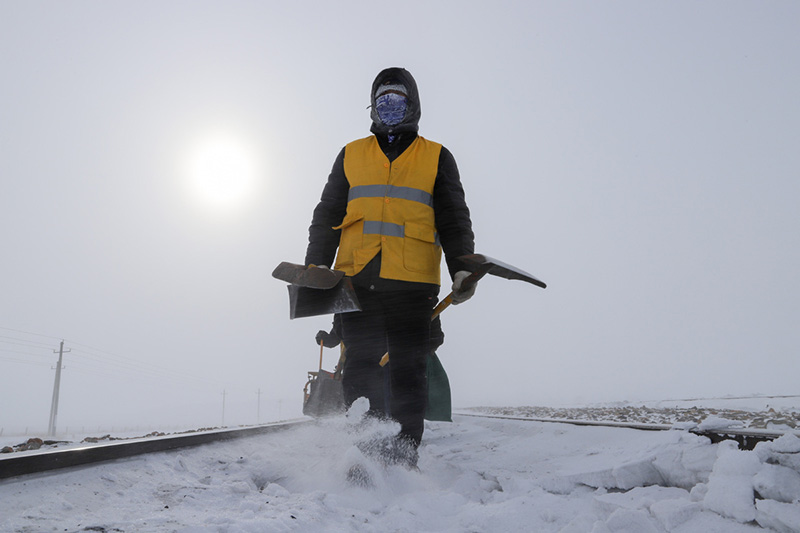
[2,401,800,532]
[467,395,800,430]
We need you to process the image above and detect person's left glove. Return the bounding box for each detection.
[315,329,340,348]
[451,270,477,305]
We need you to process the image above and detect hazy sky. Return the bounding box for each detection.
[2,1,798,434]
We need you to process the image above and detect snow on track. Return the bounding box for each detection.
[1,414,799,532]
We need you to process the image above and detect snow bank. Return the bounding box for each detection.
[702,441,762,522]
[2,414,799,532]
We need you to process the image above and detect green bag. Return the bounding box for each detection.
[424,352,452,422]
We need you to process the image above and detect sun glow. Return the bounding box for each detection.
[184,134,259,212]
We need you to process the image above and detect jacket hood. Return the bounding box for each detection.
[369,67,421,136]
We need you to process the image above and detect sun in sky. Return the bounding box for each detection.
[183,134,260,212]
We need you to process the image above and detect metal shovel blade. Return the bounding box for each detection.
[287,277,362,319]
[459,254,547,288]
[272,262,345,289]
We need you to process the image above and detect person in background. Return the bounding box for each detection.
[304,67,475,467]
[314,313,446,417]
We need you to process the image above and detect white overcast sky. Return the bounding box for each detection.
[1,1,798,433]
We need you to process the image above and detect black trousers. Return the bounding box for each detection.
[339,288,434,446]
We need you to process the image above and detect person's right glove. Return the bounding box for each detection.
[315,329,340,348]
[451,270,477,305]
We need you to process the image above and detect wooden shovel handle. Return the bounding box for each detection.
[431,293,453,319]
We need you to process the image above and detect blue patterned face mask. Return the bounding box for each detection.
[376,93,407,126]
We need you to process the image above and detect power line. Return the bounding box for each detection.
[0,326,62,342]
[62,338,228,389]
[66,348,226,389]
[0,325,228,390]
[0,335,57,349]
[0,326,264,408]
[0,347,53,359]
[0,355,51,367]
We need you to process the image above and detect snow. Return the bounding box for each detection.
[698,416,747,431]
[702,442,761,522]
[1,405,799,532]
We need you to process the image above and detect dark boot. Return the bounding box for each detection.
[358,434,419,469]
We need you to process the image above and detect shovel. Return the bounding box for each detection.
[432,253,546,318]
[272,262,362,319]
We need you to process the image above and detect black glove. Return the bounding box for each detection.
[315,329,340,348]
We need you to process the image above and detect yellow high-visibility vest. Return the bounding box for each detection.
[334,135,443,285]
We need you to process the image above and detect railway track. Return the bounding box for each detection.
[0,419,310,481]
[1,413,795,481]
[453,412,796,450]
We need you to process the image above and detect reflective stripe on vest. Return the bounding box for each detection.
[363,220,441,246]
[349,184,434,207]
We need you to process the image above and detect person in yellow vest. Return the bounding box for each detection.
[305,67,475,468]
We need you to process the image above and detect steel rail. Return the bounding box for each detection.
[0,419,311,481]
[453,412,797,450]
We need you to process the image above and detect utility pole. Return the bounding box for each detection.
[221,390,227,427]
[48,341,69,437]
[256,388,261,424]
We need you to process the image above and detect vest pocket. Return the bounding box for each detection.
[403,221,438,273]
[333,212,365,268]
